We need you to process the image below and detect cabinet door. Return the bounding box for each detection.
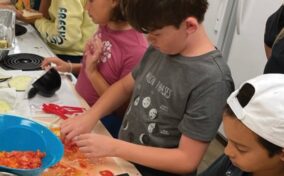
[204,0,235,49]
[227,0,283,88]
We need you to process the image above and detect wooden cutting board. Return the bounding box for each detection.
[40,128,135,176]
[41,154,123,176]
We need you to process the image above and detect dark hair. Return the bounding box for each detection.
[120,0,208,33]
[110,0,127,22]
[224,83,282,157]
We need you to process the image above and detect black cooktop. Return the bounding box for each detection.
[0,53,44,71]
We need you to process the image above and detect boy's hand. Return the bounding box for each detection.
[60,113,97,142]
[74,133,117,159]
[41,57,70,72]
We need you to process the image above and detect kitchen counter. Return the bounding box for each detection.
[9,22,55,57]
[0,23,141,176]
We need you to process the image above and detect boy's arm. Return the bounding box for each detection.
[62,73,134,140]
[115,134,209,174]
[76,133,209,174]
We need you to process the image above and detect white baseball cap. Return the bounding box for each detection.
[227,74,284,147]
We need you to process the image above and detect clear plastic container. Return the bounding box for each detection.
[0,9,15,60]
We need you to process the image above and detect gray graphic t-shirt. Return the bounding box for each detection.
[119,46,233,148]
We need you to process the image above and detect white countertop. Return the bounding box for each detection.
[0,23,79,117]
[0,70,81,118]
[9,22,55,58]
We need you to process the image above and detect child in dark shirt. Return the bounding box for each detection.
[264,4,284,73]
[200,74,284,176]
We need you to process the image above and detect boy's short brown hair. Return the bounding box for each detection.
[120,0,208,33]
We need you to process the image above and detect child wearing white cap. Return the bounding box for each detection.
[199,74,284,176]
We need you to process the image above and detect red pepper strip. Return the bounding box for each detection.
[61,105,85,111]
[60,106,85,114]
[99,170,114,176]
[42,104,69,120]
[47,103,85,114]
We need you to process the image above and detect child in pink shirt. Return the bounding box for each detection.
[76,25,147,106]
[41,0,147,137]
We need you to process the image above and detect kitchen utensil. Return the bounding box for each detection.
[42,103,85,120]
[59,72,73,82]
[0,114,63,176]
[0,9,15,61]
[15,24,27,36]
[28,68,61,99]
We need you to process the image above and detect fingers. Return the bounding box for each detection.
[74,134,96,156]
[41,59,50,68]
[86,40,94,54]
[41,57,58,68]
[74,134,96,147]
[74,133,91,141]
[41,57,70,72]
[15,10,23,18]
[61,129,75,142]
[65,131,77,142]
[74,134,90,147]
[88,35,102,58]
[94,36,103,55]
[60,119,76,141]
[61,122,84,142]
[74,134,110,159]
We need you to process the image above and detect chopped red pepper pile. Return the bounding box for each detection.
[0,150,45,169]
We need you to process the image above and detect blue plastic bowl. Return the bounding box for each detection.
[0,114,63,176]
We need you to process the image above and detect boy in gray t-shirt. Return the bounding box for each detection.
[120,46,232,147]
[61,1,234,176]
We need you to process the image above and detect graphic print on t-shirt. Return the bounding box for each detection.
[95,32,113,63]
[120,70,175,145]
[100,40,112,63]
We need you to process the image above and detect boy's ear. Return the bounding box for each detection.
[280,149,284,162]
[184,17,199,34]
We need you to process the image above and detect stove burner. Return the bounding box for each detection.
[3,53,44,70]
[15,24,27,36]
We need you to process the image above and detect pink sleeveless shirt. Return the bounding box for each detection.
[75,25,147,106]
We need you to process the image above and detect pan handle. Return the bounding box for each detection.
[27,87,38,99]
